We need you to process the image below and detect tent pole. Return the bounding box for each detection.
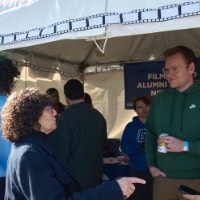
[79,64,87,90]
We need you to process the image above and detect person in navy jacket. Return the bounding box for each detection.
[1,88,145,200]
[121,95,153,200]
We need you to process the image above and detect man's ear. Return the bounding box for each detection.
[188,62,195,74]
[65,96,70,106]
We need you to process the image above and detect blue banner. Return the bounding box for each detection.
[124,59,200,109]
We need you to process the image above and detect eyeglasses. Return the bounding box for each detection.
[162,66,179,75]
[162,62,193,75]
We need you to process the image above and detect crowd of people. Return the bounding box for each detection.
[1,87,145,200]
[1,45,200,200]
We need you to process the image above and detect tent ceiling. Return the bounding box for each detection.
[3,27,200,75]
[1,0,200,75]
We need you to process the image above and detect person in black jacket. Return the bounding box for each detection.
[1,88,145,200]
[49,79,107,190]
[46,88,66,119]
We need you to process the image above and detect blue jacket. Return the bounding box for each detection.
[5,133,123,200]
[0,95,11,177]
[121,116,148,173]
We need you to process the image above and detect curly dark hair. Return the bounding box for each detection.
[1,88,51,142]
[0,57,20,95]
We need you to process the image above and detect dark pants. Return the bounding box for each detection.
[128,169,153,200]
[0,177,5,200]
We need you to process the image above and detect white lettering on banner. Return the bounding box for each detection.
[137,81,168,88]
[151,90,165,96]
[147,73,165,80]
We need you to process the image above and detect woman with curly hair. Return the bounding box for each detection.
[1,88,145,200]
[0,57,20,200]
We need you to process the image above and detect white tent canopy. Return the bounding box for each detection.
[1,0,200,74]
[1,0,200,138]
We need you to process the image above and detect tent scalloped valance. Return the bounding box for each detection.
[1,1,199,46]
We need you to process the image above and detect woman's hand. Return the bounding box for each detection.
[116,177,146,198]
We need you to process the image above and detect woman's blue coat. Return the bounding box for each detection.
[5,134,123,200]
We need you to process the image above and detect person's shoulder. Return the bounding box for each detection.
[91,107,106,118]
[0,95,7,105]
[156,89,170,96]
[17,134,52,155]
[59,105,72,116]
[11,141,33,161]
[58,102,67,111]
[188,81,200,94]
[125,117,140,129]
[124,121,134,132]
[11,141,48,168]
[91,106,101,113]
[194,80,200,86]
[58,103,84,121]
[132,116,144,125]
[152,89,173,101]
